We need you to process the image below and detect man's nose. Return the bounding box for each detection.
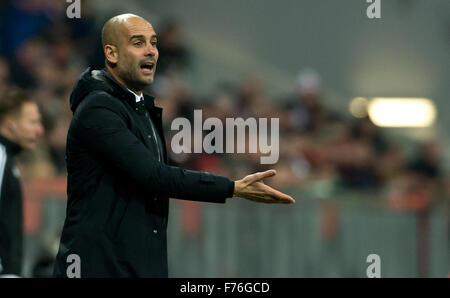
[37,124,44,137]
[144,44,157,57]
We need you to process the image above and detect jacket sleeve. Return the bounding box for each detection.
[74,94,234,203]
[0,145,6,213]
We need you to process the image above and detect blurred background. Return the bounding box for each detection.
[0,0,449,277]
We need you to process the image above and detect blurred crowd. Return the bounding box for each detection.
[0,0,448,277]
[156,70,447,208]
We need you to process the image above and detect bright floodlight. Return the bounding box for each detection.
[368,98,436,127]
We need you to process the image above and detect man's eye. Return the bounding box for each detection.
[134,41,143,46]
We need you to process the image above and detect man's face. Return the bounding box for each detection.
[115,18,159,91]
[9,102,44,150]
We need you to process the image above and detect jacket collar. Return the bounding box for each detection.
[0,134,22,156]
[102,68,158,111]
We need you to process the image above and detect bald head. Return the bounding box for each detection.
[102,13,148,47]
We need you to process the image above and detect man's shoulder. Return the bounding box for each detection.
[79,90,125,109]
[74,90,130,118]
[70,91,132,133]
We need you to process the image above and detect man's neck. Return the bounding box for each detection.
[105,65,143,96]
[127,88,143,99]
[0,126,22,153]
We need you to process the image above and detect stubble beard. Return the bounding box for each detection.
[118,62,152,92]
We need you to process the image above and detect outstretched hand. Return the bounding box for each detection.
[233,170,295,204]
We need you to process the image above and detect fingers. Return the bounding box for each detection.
[264,184,295,204]
[271,191,296,204]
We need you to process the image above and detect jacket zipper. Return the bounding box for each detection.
[145,111,162,163]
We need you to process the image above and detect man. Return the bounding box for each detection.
[54,14,295,278]
[0,88,44,277]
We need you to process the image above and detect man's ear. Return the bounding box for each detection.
[2,115,17,134]
[104,45,119,64]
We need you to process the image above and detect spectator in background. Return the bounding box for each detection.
[236,77,273,118]
[335,117,386,190]
[408,140,442,180]
[0,88,44,277]
[386,140,442,211]
[285,68,328,133]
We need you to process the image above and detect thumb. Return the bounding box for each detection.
[251,169,277,183]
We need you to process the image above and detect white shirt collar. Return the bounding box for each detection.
[127,88,144,102]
